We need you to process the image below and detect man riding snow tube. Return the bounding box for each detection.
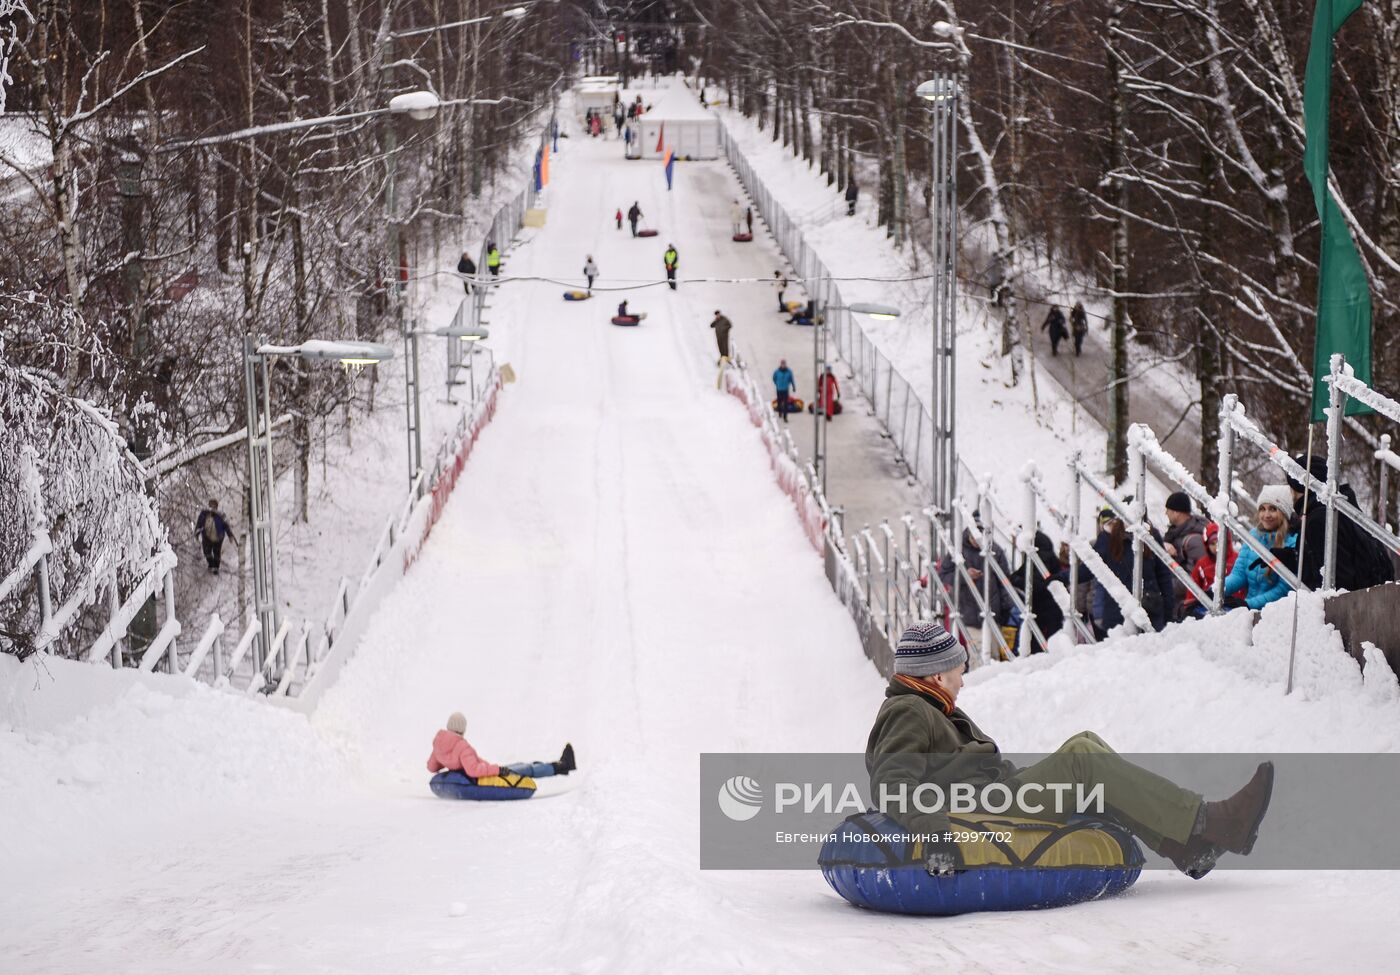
[850,620,1276,909]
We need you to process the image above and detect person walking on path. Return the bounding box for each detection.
[194,500,238,575]
[1041,305,1069,357]
[456,251,476,294]
[627,202,643,237]
[1070,301,1089,356]
[485,242,501,278]
[845,180,858,216]
[710,310,733,362]
[868,620,1277,880]
[615,208,623,231]
[428,712,576,782]
[583,255,598,295]
[817,364,840,421]
[663,244,679,290]
[729,200,745,236]
[745,206,754,236]
[773,270,788,312]
[772,359,796,423]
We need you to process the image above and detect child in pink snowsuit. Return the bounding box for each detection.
[427,712,575,780]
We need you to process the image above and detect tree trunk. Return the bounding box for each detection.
[1106,1,1130,484]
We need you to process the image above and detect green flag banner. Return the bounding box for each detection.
[1303,0,1372,421]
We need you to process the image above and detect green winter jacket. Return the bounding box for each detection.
[865,678,1017,837]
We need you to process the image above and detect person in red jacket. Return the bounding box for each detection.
[427,712,575,780]
[816,364,841,421]
[1183,522,1245,618]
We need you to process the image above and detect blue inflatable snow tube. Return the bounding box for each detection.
[429,770,536,801]
[819,811,1143,916]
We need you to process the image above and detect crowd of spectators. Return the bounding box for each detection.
[931,453,1395,654]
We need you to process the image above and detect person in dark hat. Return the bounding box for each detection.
[1286,454,1394,591]
[1162,491,1207,620]
[867,620,1276,880]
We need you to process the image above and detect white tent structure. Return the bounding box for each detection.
[627,78,719,160]
[577,79,620,118]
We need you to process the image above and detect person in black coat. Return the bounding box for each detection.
[1041,306,1069,356]
[1091,507,1175,634]
[1287,454,1395,592]
[1070,301,1089,356]
[456,251,476,294]
[844,180,859,216]
[1015,531,1065,653]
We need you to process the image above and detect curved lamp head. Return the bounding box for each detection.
[848,302,901,320]
[263,339,396,365]
[916,78,959,104]
[388,90,441,122]
[433,324,490,342]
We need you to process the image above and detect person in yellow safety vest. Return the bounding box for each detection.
[663,245,678,291]
[486,242,501,277]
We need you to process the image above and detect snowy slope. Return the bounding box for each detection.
[4,111,1400,975]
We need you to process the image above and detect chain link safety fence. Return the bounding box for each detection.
[719,127,936,488]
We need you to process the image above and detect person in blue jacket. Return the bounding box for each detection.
[772,359,796,423]
[1217,486,1298,610]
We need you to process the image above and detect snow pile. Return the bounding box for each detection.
[963,592,1400,753]
[721,359,825,552]
[0,652,344,869]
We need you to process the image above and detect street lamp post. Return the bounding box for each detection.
[917,73,960,519]
[242,337,394,672]
[403,319,490,485]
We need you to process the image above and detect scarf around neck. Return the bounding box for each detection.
[893,673,956,716]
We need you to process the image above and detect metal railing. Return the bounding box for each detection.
[719,125,937,487]
[1,364,505,697]
[726,350,1399,676]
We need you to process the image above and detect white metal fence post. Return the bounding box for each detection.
[1323,354,1344,590]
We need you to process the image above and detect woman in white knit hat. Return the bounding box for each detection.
[1215,485,1298,611]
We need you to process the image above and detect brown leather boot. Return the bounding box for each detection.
[1157,835,1220,880]
[1199,762,1274,855]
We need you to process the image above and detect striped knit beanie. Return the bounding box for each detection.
[893,620,966,677]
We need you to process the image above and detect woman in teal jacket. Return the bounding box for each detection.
[1219,486,1297,610]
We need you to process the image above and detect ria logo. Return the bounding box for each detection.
[717,775,764,821]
